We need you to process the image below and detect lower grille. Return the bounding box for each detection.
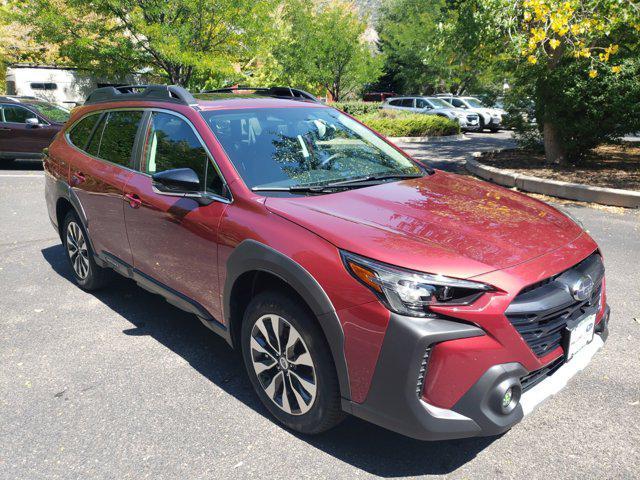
[416,346,433,397]
[520,356,565,393]
[506,253,604,357]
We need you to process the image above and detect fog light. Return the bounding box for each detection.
[502,388,513,409]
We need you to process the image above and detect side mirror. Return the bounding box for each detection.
[152,168,201,194]
[26,117,41,128]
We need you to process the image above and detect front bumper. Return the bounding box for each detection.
[343,306,609,441]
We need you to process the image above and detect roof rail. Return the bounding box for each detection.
[85,84,198,106]
[200,86,320,103]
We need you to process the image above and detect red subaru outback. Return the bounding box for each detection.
[44,85,609,440]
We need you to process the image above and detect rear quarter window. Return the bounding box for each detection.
[68,113,102,150]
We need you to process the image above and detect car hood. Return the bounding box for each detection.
[264,171,584,279]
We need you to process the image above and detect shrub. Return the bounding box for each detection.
[357,110,460,137]
[331,101,382,116]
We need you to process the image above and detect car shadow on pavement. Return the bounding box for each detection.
[41,243,497,477]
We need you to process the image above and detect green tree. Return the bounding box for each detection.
[256,0,383,100]
[376,0,507,95]
[14,0,276,87]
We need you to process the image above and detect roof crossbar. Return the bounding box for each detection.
[85,84,198,106]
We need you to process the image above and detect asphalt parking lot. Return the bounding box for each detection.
[1,134,639,479]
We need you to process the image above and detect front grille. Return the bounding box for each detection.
[520,356,565,393]
[467,114,479,122]
[505,253,604,357]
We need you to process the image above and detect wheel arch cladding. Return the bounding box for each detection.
[224,239,351,400]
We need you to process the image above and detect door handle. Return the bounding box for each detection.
[71,171,86,185]
[124,193,142,209]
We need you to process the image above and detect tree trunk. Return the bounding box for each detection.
[543,121,567,165]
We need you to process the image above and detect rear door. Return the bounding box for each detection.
[67,109,145,265]
[123,110,230,319]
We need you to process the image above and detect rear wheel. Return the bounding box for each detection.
[62,211,111,291]
[241,291,344,434]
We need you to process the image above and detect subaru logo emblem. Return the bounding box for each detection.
[571,276,594,301]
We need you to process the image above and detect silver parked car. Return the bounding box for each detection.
[436,95,506,132]
[382,96,481,132]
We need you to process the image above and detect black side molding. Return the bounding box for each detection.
[100,252,229,340]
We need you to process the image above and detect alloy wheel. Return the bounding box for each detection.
[250,314,317,415]
[66,221,89,279]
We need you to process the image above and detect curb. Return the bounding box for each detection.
[388,133,468,144]
[466,151,640,208]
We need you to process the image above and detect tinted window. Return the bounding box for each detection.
[98,111,143,166]
[144,112,224,195]
[388,99,401,106]
[452,99,465,108]
[416,99,428,109]
[2,105,37,123]
[31,82,57,90]
[400,99,414,107]
[68,114,101,150]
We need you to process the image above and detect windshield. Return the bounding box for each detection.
[201,107,423,190]
[24,101,70,123]
[426,98,453,109]
[464,98,485,109]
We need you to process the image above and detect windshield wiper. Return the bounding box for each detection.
[323,172,424,188]
[252,172,425,194]
[251,185,340,193]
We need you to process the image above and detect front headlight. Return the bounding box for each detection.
[341,251,493,317]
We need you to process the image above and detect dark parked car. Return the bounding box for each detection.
[0,96,70,161]
[44,85,609,440]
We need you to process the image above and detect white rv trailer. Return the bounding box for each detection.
[5,65,139,107]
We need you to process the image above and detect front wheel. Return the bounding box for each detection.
[241,291,344,434]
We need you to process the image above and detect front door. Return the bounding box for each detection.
[123,110,230,320]
[69,110,145,265]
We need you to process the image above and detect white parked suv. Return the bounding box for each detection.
[382,96,481,132]
[436,95,506,132]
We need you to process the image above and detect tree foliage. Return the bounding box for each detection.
[376,0,507,95]
[254,0,383,100]
[14,0,276,87]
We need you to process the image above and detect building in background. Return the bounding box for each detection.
[6,65,139,106]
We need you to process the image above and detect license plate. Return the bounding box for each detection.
[565,313,596,360]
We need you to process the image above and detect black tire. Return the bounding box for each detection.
[241,291,345,434]
[489,126,500,133]
[62,210,111,291]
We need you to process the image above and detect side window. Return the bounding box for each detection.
[416,99,427,109]
[400,98,414,108]
[68,113,101,150]
[143,112,225,196]
[2,105,38,123]
[388,99,401,107]
[452,99,465,108]
[98,111,143,167]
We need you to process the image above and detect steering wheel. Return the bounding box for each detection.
[319,151,349,168]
